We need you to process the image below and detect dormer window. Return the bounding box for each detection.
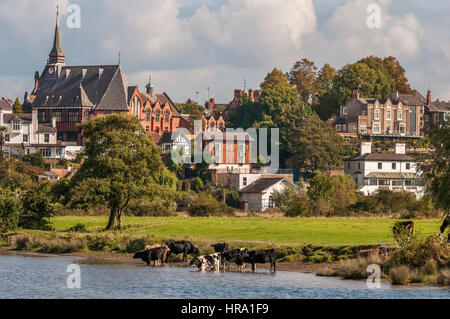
[12,121,21,131]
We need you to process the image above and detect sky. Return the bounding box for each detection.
[0,0,449,105]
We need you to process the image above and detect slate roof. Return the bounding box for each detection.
[3,113,32,124]
[345,153,416,162]
[397,92,426,105]
[140,91,181,116]
[429,101,450,112]
[240,178,286,193]
[0,99,13,112]
[32,65,130,111]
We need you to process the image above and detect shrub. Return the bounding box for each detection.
[19,184,53,230]
[124,198,176,217]
[389,266,410,285]
[191,177,204,192]
[388,234,449,268]
[68,223,87,232]
[0,193,21,232]
[336,259,368,280]
[188,193,234,217]
[23,152,45,169]
[125,238,148,253]
[437,268,450,285]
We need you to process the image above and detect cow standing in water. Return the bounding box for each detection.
[164,240,200,262]
[133,246,170,266]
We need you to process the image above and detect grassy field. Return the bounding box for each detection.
[50,216,442,247]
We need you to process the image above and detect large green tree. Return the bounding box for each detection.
[287,58,318,104]
[177,100,205,131]
[425,123,450,213]
[69,113,177,230]
[288,114,347,171]
[382,56,412,94]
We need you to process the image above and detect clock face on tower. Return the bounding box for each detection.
[47,66,56,75]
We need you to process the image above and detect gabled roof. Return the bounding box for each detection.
[32,65,130,111]
[240,178,287,193]
[345,153,416,162]
[139,91,181,116]
[397,92,426,106]
[0,99,13,112]
[429,100,450,112]
[3,113,32,124]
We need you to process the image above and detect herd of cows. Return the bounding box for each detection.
[133,241,277,273]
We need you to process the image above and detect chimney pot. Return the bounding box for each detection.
[360,141,372,155]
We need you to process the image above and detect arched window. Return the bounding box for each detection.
[132,96,140,116]
[146,109,151,121]
[155,109,160,122]
[164,110,170,122]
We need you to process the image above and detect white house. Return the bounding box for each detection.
[0,109,65,159]
[344,142,425,198]
[240,177,295,211]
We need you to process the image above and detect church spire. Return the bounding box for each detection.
[48,5,66,65]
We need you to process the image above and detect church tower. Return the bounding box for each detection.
[45,6,66,77]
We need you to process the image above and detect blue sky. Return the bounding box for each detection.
[0,0,449,104]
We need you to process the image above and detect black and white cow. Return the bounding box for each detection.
[133,246,170,266]
[211,242,229,253]
[220,248,249,272]
[189,253,221,272]
[246,249,277,273]
[164,240,200,262]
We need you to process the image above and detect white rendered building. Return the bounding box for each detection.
[344,142,424,198]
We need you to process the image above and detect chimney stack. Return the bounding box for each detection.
[248,89,254,101]
[352,89,360,99]
[360,141,372,155]
[427,90,431,105]
[234,89,242,100]
[394,143,406,155]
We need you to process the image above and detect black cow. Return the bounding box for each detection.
[393,221,414,237]
[211,242,229,253]
[220,248,249,271]
[246,249,277,273]
[165,240,200,262]
[133,246,169,266]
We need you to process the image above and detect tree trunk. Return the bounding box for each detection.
[116,209,123,230]
[105,206,118,230]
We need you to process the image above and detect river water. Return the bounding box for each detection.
[0,252,448,299]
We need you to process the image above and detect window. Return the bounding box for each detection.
[358,162,360,169]
[164,110,170,122]
[378,162,382,169]
[38,110,46,123]
[146,110,151,121]
[420,106,423,113]
[40,147,51,158]
[238,143,245,163]
[69,110,79,122]
[373,124,380,133]
[268,196,275,209]
[392,180,403,186]
[52,110,62,122]
[374,108,379,120]
[369,179,377,186]
[5,134,9,142]
[23,134,28,142]
[386,110,391,120]
[44,134,49,143]
[378,180,389,186]
[13,121,21,131]
[385,125,390,133]
[145,126,149,132]
[243,177,247,186]
[360,124,367,132]
[392,163,396,169]
[155,109,160,122]
[406,163,410,170]
[56,148,62,157]
[397,109,402,121]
